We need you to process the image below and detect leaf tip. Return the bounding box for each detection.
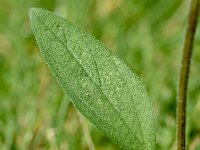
[29,8,38,26]
[29,7,37,18]
[29,7,45,22]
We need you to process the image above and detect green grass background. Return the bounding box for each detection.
[0,0,200,149]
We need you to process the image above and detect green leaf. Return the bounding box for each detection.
[29,8,156,149]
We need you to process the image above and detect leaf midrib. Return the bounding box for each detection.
[45,50,135,148]
[34,11,145,146]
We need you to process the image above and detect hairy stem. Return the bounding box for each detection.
[177,0,199,149]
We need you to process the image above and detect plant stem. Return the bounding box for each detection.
[177,0,199,149]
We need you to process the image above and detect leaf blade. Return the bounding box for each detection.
[29,8,156,149]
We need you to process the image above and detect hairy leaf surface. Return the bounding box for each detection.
[29,8,156,149]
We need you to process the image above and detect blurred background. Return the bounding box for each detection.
[0,0,200,149]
